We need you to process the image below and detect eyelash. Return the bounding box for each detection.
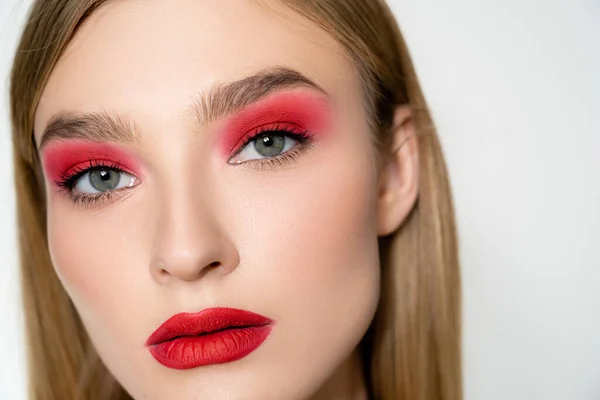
[229,123,314,167]
[54,159,129,208]
[54,125,314,208]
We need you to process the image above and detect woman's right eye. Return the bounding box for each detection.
[73,167,138,194]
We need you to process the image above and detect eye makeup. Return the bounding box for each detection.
[39,91,333,207]
[41,141,143,204]
[217,91,332,159]
[42,141,142,183]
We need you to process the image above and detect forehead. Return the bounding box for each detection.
[34,0,362,141]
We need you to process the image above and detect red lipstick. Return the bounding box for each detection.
[146,308,274,370]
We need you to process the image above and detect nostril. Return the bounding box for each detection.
[194,261,222,280]
[150,257,230,284]
[153,260,170,276]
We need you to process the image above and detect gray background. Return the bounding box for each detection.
[1,0,599,399]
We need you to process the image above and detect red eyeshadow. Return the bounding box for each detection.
[41,141,142,184]
[217,91,332,157]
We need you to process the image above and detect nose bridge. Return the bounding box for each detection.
[150,175,238,283]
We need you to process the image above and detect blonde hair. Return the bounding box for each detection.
[10,1,461,399]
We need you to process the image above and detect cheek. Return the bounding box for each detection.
[266,161,380,296]
[278,159,381,332]
[45,194,144,339]
[46,204,153,399]
[47,203,106,302]
[226,134,381,366]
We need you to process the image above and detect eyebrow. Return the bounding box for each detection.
[38,67,327,151]
[39,111,138,150]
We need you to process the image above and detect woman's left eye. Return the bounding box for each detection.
[73,167,138,194]
[229,132,300,164]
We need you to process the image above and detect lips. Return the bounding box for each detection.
[146,307,274,370]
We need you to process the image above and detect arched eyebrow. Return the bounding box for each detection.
[38,67,327,151]
[39,111,138,150]
[192,66,327,126]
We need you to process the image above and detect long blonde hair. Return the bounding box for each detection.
[10,1,461,399]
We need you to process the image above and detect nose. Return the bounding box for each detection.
[149,195,239,285]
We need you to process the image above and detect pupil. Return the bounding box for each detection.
[100,170,110,181]
[262,136,274,147]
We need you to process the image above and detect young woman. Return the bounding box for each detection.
[10,0,461,399]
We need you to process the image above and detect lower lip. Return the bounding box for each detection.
[148,325,273,370]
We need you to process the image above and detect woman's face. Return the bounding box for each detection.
[34,1,384,398]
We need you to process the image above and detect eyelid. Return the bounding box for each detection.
[53,160,141,209]
[227,147,302,172]
[227,122,310,159]
[56,158,136,188]
[68,187,135,209]
[41,140,144,185]
[73,169,138,194]
[216,91,332,158]
[228,135,314,171]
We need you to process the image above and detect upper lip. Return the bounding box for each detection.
[146,307,273,346]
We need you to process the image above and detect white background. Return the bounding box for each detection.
[1,1,599,399]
